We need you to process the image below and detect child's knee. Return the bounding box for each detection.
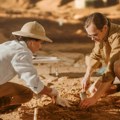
[14,88,33,104]
[21,89,33,103]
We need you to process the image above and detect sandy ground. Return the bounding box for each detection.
[0,1,120,120]
[0,43,120,120]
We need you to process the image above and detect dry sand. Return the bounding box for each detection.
[0,1,120,120]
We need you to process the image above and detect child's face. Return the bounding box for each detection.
[27,39,43,53]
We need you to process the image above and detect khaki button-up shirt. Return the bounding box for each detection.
[89,23,120,82]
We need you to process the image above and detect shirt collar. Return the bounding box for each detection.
[19,40,33,56]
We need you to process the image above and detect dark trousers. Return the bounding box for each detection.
[0,82,33,107]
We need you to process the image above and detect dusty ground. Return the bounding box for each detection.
[0,1,120,120]
[1,43,120,120]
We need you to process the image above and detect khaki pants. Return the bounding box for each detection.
[0,82,33,107]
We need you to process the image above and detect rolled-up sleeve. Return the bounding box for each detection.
[11,51,44,94]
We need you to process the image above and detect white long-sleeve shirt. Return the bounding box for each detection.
[0,40,44,94]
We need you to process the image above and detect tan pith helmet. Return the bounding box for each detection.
[12,21,52,42]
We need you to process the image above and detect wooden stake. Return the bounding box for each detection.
[34,107,38,120]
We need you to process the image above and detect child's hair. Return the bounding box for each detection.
[11,35,40,42]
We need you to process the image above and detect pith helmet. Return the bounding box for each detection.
[12,21,52,42]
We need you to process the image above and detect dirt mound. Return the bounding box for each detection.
[36,0,62,11]
[0,0,72,11]
[0,1,119,43]
[0,0,32,9]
